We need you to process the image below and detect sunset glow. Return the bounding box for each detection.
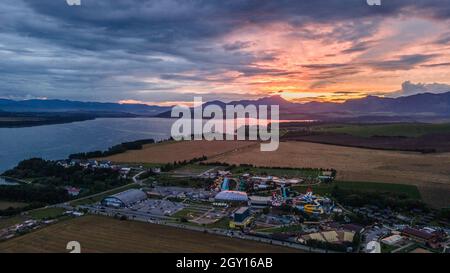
[1,1,450,104]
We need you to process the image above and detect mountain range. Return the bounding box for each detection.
[157,92,450,120]
[1,91,450,120]
[0,99,170,116]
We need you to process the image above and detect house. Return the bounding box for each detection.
[120,167,132,177]
[65,186,81,197]
[56,160,70,168]
[98,160,112,169]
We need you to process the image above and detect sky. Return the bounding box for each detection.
[1,0,450,105]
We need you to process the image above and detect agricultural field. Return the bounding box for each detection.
[0,215,302,253]
[230,166,321,178]
[310,123,450,138]
[207,141,450,208]
[154,174,212,188]
[292,181,421,199]
[282,123,450,152]
[99,140,257,164]
[169,164,217,176]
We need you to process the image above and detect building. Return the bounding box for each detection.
[230,207,253,229]
[381,234,404,246]
[272,177,303,185]
[366,241,381,253]
[65,186,81,197]
[98,160,112,168]
[249,196,272,208]
[234,207,250,222]
[101,189,147,208]
[300,230,355,245]
[119,167,131,178]
[214,190,248,203]
[402,227,435,244]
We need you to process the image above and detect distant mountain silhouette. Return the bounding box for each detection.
[301,92,450,114]
[0,99,170,116]
[157,91,450,118]
[2,91,449,119]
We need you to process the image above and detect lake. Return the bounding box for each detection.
[0,118,174,173]
[0,117,314,173]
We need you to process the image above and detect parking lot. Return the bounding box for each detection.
[152,186,214,201]
[129,199,185,216]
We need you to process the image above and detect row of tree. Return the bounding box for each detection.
[69,138,157,159]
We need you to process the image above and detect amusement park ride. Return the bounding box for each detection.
[272,186,337,216]
[213,174,337,216]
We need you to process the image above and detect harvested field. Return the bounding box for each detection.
[0,215,302,253]
[310,123,450,138]
[282,131,450,153]
[207,141,450,208]
[100,140,257,164]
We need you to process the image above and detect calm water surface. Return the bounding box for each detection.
[0,118,174,173]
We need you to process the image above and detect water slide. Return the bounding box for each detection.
[221,177,230,191]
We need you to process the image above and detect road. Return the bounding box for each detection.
[132,171,146,184]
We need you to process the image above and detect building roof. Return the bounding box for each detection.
[107,189,147,206]
[322,231,339,243]
[381,235,403,245]
[302,230,354,244]
[215,190,248,202]
[402,227,434,240]
[249,196,272,202]
[235,207,249,214]
[366,241,381,253]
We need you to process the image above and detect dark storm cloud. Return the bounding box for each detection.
[1,0,450,102]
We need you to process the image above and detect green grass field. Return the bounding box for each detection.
[292,181,421,199]
[206,217,230,229]
[311,123,450,138]
[172,208,203,219]
[27,207,66,220]
[169,164,215,175]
